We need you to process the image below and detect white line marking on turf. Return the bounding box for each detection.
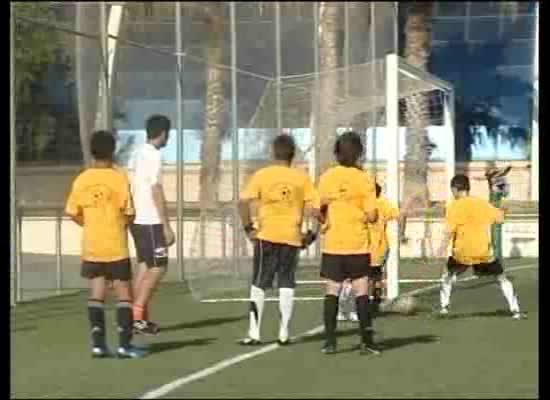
[139,263,536,399]
[201,296,324,303]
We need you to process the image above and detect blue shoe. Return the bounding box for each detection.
[92,346,111,359]
[117,345,148,359]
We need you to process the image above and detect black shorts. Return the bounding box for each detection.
[81,258,132,281]
[320,253,372,283]
[447,257,504,277]
[369,266,384,282]
[130,224,169,268]
[252,240,299,290]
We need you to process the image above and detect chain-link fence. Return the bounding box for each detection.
[11,2,538,304]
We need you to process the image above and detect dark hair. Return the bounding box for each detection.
[146,115,171,140]
[90,130,116,161]
[375,182,382,198]
[450,174,470,192]
[334,131,364,167]
[272,134,296,163]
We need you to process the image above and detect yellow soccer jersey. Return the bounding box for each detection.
[446,196,504,265]
[318,166,377,255]
[369,197,400,266]
[65,167,134,262]
[240,165,318,247]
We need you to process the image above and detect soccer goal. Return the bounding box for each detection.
[245,53,455,301]
[185,53,454,302]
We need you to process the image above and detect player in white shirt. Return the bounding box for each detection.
[128,115,175,335]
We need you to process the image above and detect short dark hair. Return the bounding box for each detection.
[450,174,470,192]
[90,130,116,161]
[334,131,364,167]
[272,134,296,162]
[375,182,382,198]
[146,115,171,140]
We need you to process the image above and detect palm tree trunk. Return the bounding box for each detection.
[402,3,433,207]
[199,12,225,210]
[75,2,100,165]
[317,2,341,173]
[402,2,433,258]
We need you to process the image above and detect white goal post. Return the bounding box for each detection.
[385,53,455,300]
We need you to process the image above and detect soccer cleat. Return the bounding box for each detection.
[92,346,110,359]
[337,312,348,321]
[349,312,359,322]
[133,320,160,336]
[238,337,262,346]
[277,338,292,346]
[439,307,449,317]
[321,341,337,354]
[359,342,382,356]
[116,346,148,359]
[512,312,525,320]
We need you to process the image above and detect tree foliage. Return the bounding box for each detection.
[13,2,59,104]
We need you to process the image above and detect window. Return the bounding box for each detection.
[432,20,465,41]
[502,16,536,40]
[468,17,500,42]
[436,2,466,17]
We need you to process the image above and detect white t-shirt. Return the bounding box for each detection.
[128,143,163,225]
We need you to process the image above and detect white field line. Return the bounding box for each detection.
[139,263,536,399]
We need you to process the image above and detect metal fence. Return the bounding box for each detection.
[12,2,399,303]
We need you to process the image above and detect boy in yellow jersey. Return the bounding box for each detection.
[317,131,379,355]
[238,134,319,345]
[65,131,147,359]
[436,174,522,319]
[337,183,400,321]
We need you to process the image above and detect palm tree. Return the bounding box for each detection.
[401,1,434,211]
[317,2,341,173]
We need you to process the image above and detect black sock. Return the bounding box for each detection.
[87,299,106,349]
[323,295,339,345]
[117,301,133,349]
[356,295,373,344]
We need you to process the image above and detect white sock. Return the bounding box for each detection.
[497,275,520,314]
[339,285,352,313]
[248,285,265,341]
[278,288,294,341]
[440,273,456,309]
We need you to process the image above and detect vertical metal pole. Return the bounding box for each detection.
[370,2,378,176]
[99,2,110,130]
[230,2,240,267]
[445,91,456,202]
[385,54,400,300]
[175,2,185,281]
[275,2,282,135]
[10,5,16,307]
[531,2,539,202]
[313,2,321,258]
[344,2,350,98]
[17,213,23,302]
[56,211,63,295]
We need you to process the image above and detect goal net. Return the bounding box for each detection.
[184,53,455,302]
[243,54,455,301]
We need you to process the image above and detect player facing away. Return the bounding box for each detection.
[128,115,175,336]
[317,131,380,355]
[65,131,147,358]
[238,134,319,346]
[337,183,402,321]
[436,174,522,319]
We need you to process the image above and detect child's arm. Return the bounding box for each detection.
[65,181,83,227]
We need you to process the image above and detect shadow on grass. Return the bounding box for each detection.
[162,316,247,332]
[148,337,217,354]
[10,326,37,333]
[442,309,520,320]
[337,334,441,354]
[298,328,359,345]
